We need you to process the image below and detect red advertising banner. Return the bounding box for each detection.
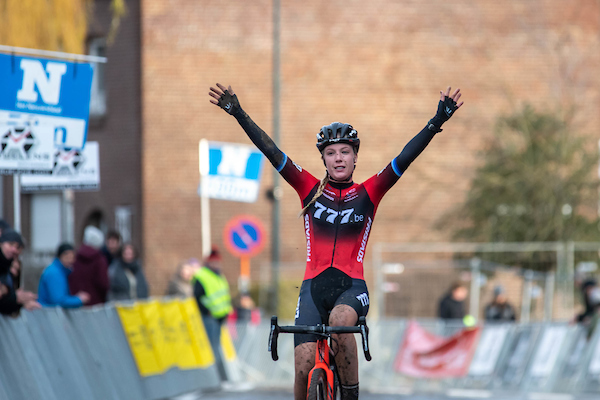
[394,320,481,378]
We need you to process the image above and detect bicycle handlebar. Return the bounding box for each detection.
[268,315,372,362]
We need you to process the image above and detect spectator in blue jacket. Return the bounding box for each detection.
[38,243,90,308]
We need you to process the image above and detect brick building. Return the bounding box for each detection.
[5,1,599,318]
[140,0,600,309]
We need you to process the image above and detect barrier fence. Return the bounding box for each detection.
[371,242,600,321]
[0,297,224,400]
[228,318,600,398]
[2,299,600,399]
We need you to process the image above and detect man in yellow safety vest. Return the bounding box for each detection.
[192,246,232,381]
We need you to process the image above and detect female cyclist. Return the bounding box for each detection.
[209,83,463,399]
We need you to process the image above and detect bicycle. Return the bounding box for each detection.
[268,315,371,400]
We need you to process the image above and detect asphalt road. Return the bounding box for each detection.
[173,387,587,400]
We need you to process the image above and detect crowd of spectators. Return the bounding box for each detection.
[0,223,40,314]
[0,223,152,315]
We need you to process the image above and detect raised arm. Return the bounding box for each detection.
[209,83,286,170]
[363,87,463,205]
[392,87,463,175]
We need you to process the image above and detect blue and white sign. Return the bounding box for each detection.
[0,53,94,150]
[0,112,55,174]
[21,141,101,191]
[198,141,265,203]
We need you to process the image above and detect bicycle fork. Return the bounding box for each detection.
[307,339,334,399]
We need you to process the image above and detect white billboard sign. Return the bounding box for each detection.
[21,141,100,191]
[0,112,54,174]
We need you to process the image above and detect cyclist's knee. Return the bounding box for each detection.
[329,304,358,327]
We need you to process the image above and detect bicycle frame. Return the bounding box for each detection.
[308,337,335,399]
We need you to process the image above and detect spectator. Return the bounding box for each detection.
[101,230,122,267]
[232,293,260,324]
[576,278,600,323]
[9,258,21,290]
[69,226,110,306]
[193,247,232,380]
[0,229,40,314]
[38,243,90,308]
[484,285,517,322]
[438,281,468,320]
[166,260,197,297]
[0,279,8,299]
[108,243,149,301]
[0,219,10,237]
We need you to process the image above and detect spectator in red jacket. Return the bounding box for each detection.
[69,226,109,306]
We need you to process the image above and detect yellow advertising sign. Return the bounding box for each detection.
[161,299,200,369]
[116,303,163,376]
[221,325,237,362]
[139,301,175,371]
[180,297,215,368]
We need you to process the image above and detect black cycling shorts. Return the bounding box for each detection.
[294,267,370,347]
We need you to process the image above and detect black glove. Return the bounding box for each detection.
[427,96,459,132]
[216,90,242,116]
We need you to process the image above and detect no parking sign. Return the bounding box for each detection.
[223,215,265,258]
[223,215,265,294]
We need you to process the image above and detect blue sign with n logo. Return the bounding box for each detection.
[0,53,94,150]
[199,141,265,203]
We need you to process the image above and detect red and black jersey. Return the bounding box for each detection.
[231,107,439,281]
[278,156,401,280]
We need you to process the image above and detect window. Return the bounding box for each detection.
[88,37,107,118]
[115,206,132,243]
[30,193,62,252]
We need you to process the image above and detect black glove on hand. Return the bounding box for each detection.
[427,96,459,132]
[217,90,242,116]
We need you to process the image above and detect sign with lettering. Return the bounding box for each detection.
[198,141,265,203]
[0,113,55,174]
[21,141,100,190]
[0,52,94,150]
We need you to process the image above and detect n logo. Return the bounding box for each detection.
[17,59,67,105]
[217,145,251,177]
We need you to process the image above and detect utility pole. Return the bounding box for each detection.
[270,0,282,315]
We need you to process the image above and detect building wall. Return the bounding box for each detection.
[74,0,143,251]
[141,0,600,300]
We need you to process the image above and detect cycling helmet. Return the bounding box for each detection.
[316,122,360,153]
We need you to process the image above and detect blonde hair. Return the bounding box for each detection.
[299,172,329,217]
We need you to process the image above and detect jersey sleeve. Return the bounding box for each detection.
[362,162,401,207]
[277,154,319,202]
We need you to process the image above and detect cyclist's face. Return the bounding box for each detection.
[322,144,357,182]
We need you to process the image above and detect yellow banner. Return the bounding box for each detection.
[161,299,200,369]
[180,297,215,368]
[116,303,163,376]
[221,325,237,362]
[139,301,175,371]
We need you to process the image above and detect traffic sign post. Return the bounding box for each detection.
[223,215,266,294]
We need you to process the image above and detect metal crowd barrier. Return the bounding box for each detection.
[229,318,600,397]
[3,305,600,399]
[0,298,221,400]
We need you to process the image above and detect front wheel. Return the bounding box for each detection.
[332,367,342,400]
[307,368,327,400]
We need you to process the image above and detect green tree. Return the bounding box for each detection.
[443,105,600,245]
